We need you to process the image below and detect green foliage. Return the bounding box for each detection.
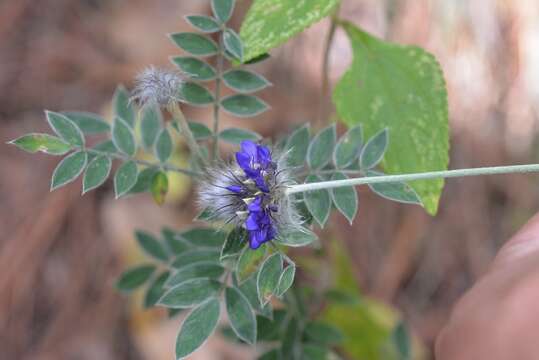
[366,171,421,205]
[360,128,388,170]
[275,229,317,247]
[308,124,336,169]
[333,21,449,214]
[170,32,219,57]
[116,264,156,293]
[46,111,85,147]
[114,160,138,198]
[180,82,215,106]
[304,175,331,227]
[221,94,269,117]
[171,57,217,81]
[222,69,271,93]
[166,262,224,288]
[112,117,136,156]
[51,151,88,191]
[155,128,173,163]
[236,245,267,283]
[240,0,340,61]
[185,15,220,33]
[219,127,261,144]
[135,230,169,262]
[144,271,170,308]
[63,111,110,134]
[223,29,244,62]
[330,172,358,224]
[333,125,363,169]
[212,0,235,23]
[275,264,296,297]
[113,85,135,127]
[150,171,168,205]
[256,253,283,306]
[83,155,112,194]
[140,105,162,150]
[159,278,221,308]
[188,121,213,140]
[225,286,257,344]
[285,124,310,167]
[9,133,71,155]
[175,297,220,359]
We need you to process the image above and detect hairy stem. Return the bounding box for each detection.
[85,148,201,177]
[212,30,225,159]
[286,164,539,195]
[168,102,207,166]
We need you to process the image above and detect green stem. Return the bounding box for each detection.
[212,30,225,160]
[317,3,340,125]
[168,102,207,166]
[286,164,539,195]
[85,148,200,177]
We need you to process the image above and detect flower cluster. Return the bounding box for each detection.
[198,140,300,249]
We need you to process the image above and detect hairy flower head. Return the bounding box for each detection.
[131,66,185,106]
[198,140,302,249]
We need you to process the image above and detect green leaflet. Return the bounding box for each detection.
[333,22,449,214]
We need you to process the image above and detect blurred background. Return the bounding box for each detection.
[2,0,539,359]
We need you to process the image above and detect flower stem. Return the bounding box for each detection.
[85,148,201,177]
[168,102,207,166]
[212,29,225,160]
[286,164,539,195]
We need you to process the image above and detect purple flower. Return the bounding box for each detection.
[198,140,301,250]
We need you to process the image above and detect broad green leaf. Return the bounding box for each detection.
[212,0,235,23]
[82,155,112,194]
[170,32,218,57]
[219,128,261,144]
[140,104,162,150]
[221,227,247,260]
[171,57,217,81]
[285,124,310,167]
[333,22,449,214]
[275,228,316,247]
[144,271,170,308]
[113,85,135,127]
[155,128,173,163]
[46,111,84,147]
[256,253,282,306]
[238,277,273,318]
[304,321,344,345]
[112,117,136,156]
[9,133,71,155]
[129,167,158,194]
[222,69,271,93]
[221,94,269,117]
[51,151,88,191]
[158,278,221,308]
[223,29,243,62]
[330,172,358,224]
[116,264,155,293]
[282,317,300,359]
[256,310,287,340]
[366,170,422,205]
[308,124,336,169]
[63,111,110,134]
[165,262,224,288]
[226,287,257,344]
[236,245,267,283]
[180,82,215,106]
[180,227,226,248]
[150,171,168,205]
[185,15,220,33]
[276,264,295,297]
[175,297,220,359]
[172,249,220,268]
[333,125,363,168]
[188,121,212,140]
[392,321,411,360]
[360,128,388,170]
[114,160,138,198]
[240,0,339,61]
[135,230,168,262]
[303,175,331,227]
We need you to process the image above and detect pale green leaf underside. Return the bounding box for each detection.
[333,22,449,215]
[240,0,340,61]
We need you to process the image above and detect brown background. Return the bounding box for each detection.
[2,0,539,359]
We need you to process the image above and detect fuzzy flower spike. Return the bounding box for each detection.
[130,66,185,107]
[198,140,301,249]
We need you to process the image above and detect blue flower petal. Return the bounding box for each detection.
[245,212,260,230]
[226,185,243,193]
